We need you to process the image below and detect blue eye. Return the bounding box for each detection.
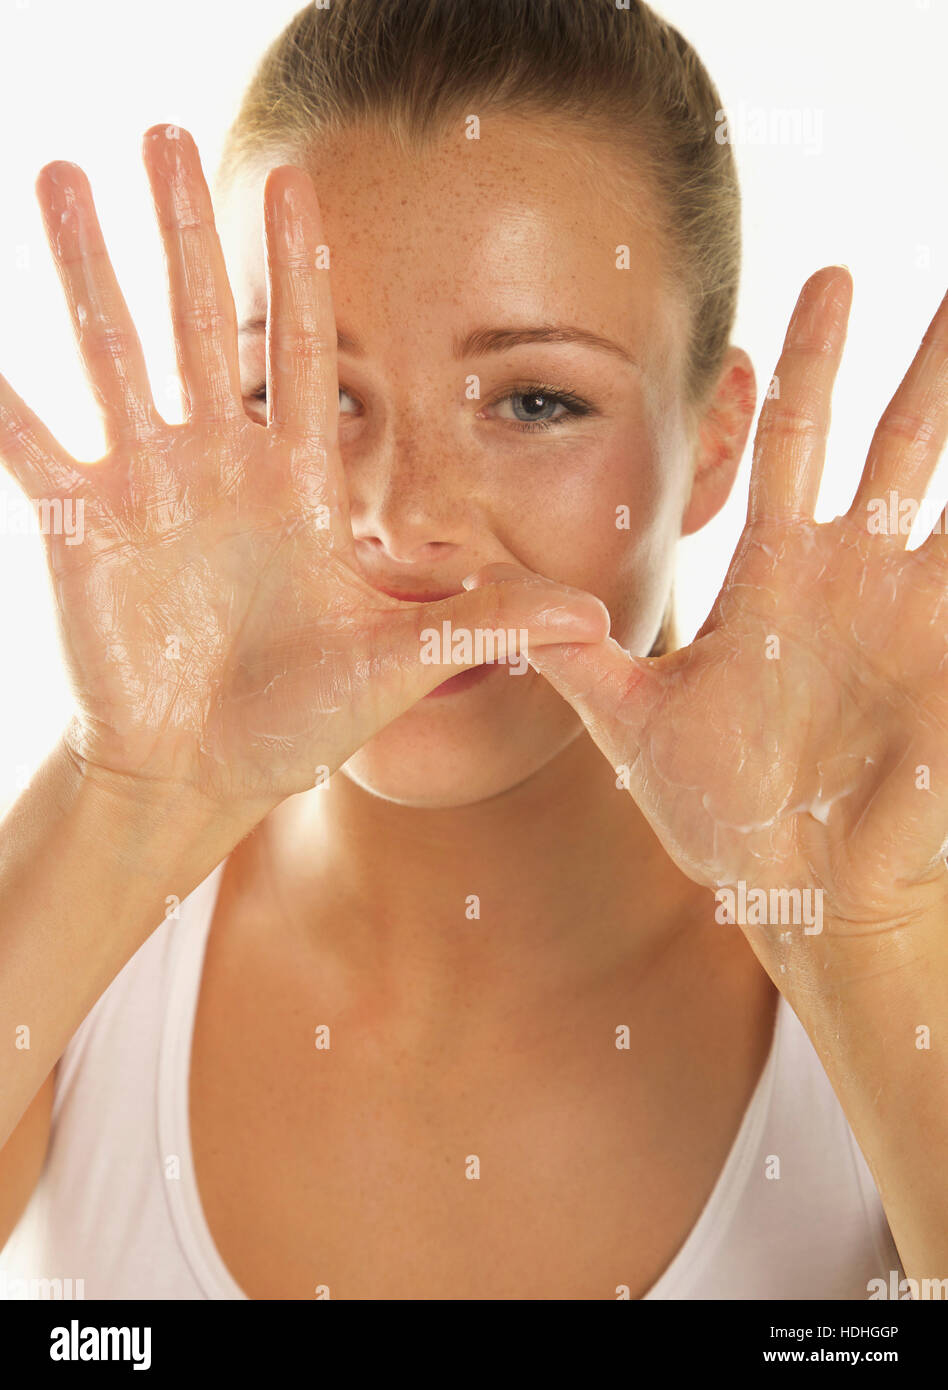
[488,385,594,433]
[246,382,595,433]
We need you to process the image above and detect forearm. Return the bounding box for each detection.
[0,735,269,1150]
[792,901,948,1284]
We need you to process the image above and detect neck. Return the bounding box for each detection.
[253,733,707,1007]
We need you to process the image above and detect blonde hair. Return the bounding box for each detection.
[218,0,740,658]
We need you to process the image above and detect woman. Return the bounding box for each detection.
[0,0,945,1300]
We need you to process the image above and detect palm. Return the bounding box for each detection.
[622,515,948,920]
[45,422,411,801]
[513,269,948,948]
[2,129,609,810]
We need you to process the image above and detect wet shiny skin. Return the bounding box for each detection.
[182,114,771,1298]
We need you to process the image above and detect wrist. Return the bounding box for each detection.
[50,731,275,881]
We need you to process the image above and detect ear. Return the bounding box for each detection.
[679,347,757,536]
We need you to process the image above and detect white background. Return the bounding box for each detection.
[0,0,945,804]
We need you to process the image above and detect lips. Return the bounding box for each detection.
[371,585,460,605]
[366,581,512,698]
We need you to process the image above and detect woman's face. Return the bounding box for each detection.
[218,114,708,807]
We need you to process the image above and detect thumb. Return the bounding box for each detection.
[383,563,611,703]
[462,563,664,766]
[0,372,88,502]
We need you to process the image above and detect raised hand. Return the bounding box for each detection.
[0,127,608,811]
[466,268,948,980]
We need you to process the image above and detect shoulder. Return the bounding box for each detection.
[53,862,226,1118]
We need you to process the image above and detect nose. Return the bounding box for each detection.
[347,410,475,568]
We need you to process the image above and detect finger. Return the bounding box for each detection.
[847,286,948,542]
[524,635,661,764]
[0,370,88,501]
[264,166,351,550]
[455,565,668,778]
[747,267,853,525]
[384,577,612,703]
[142,124,243,420]
[35,162,159,445]
[918,499,948,575]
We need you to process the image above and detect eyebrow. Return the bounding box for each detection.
[455,324,639,367]
[238,317,639,368]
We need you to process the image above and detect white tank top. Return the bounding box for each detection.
[0,861,903,1300]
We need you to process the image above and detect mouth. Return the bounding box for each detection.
[423,665,501,699]
[373,586,460,605]
[368,582,521,699]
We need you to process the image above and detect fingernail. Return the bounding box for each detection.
[147,125,190,213]
[41,164,77,208]
[788,274,840,344]
[40,165,84,257]
[536,598,606,633]
[533,604,582,630]
[146,124,181,165]
[281,183,308,254]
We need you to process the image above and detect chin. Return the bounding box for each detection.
[339,673,584,808]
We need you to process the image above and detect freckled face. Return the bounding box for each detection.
[217,115,695,807]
